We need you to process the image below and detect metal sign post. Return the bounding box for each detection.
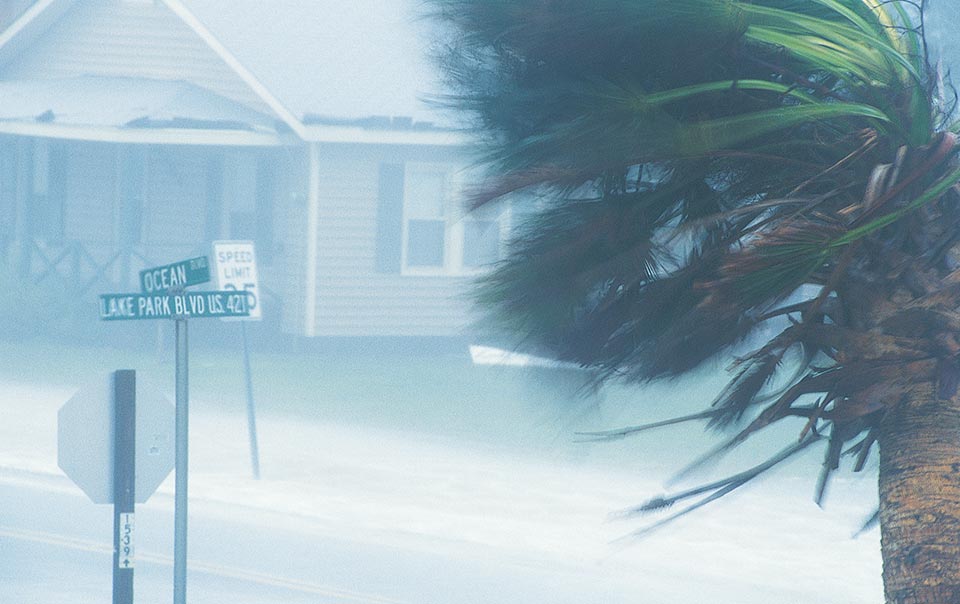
[213,240,263,480]
[112,370,136,604]
[174,317,188,604]
[240,322,261,479]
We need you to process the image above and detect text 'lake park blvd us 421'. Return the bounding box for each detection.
[98,291,250,320]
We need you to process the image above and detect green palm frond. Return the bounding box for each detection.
[432,0,959,523]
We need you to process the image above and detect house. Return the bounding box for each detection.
[0,0,509,339]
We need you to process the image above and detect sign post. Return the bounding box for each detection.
[240,323,260,479]
[112,370,135,604]
[174,316,188,604]
[58,371,175,604]
[95,254,248,604]
[213,241,262,480]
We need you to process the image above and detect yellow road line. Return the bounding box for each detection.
[0,525,407,604]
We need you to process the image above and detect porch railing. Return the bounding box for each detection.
[14,238,282,322]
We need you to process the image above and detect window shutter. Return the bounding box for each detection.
[375,163,405,273]
[255,156,275,264]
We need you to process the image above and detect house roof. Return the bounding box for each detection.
[0,0,468,145]
[173,0,456,129]
[0,75,287,145]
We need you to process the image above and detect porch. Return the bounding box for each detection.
[0,135,304,331]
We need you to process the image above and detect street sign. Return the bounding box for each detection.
[213,240,263,478]
[57,374,175,504]
[139,257,210,294]
[212,241,262,320]
[100,253,248,604]
[99,291,250,320]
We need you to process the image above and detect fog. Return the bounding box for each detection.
[1,1,958,603]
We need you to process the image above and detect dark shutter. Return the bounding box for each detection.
[255,156,275,264]
[375,163,405,273]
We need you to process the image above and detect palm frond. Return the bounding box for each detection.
[432,0,959,529]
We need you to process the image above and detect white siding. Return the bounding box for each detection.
[312,144,477,337]
[0,0,269,113]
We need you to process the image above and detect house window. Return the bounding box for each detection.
[400,163,506,275]
[403,166,447,268]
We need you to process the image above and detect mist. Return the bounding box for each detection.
[2,1,958,603]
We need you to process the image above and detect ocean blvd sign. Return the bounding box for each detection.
[139,257,210,294]
[100,291,250,320]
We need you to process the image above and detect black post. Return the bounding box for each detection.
[112,369,136,604]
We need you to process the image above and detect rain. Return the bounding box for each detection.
[1,1,958,603]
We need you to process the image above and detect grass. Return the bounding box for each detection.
[0,335,603,453]
[0,333,825,478]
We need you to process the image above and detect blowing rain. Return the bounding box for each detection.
[1,2,959,604]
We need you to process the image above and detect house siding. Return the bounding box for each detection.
[312,144,476,337]
[0,0,269,114]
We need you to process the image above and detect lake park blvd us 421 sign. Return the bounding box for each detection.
[99,291,250,320]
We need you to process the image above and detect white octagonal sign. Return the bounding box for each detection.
[58,374,175,504]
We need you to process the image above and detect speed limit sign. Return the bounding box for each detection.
[212,241,262,320]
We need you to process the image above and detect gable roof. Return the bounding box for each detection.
[173,0,450,128]
[0,75,286,145]
[0,0,75,66]
[0,75,278,129]
[0,0,466,145]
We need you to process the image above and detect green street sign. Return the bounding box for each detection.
[139,257,210,294]
[99,291,250,321]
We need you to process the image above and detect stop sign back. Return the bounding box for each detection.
[58,374,175,504]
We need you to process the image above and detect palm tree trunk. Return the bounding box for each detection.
[879,388,960,604]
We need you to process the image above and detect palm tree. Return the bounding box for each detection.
[430,1,960,602]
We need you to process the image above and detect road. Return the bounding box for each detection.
[0,372,883,604]
[0,468,648,604]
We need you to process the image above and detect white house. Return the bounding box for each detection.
[0,0,508,338]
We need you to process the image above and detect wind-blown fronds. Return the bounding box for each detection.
[431,0,960,525]
[613,434,822,538]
